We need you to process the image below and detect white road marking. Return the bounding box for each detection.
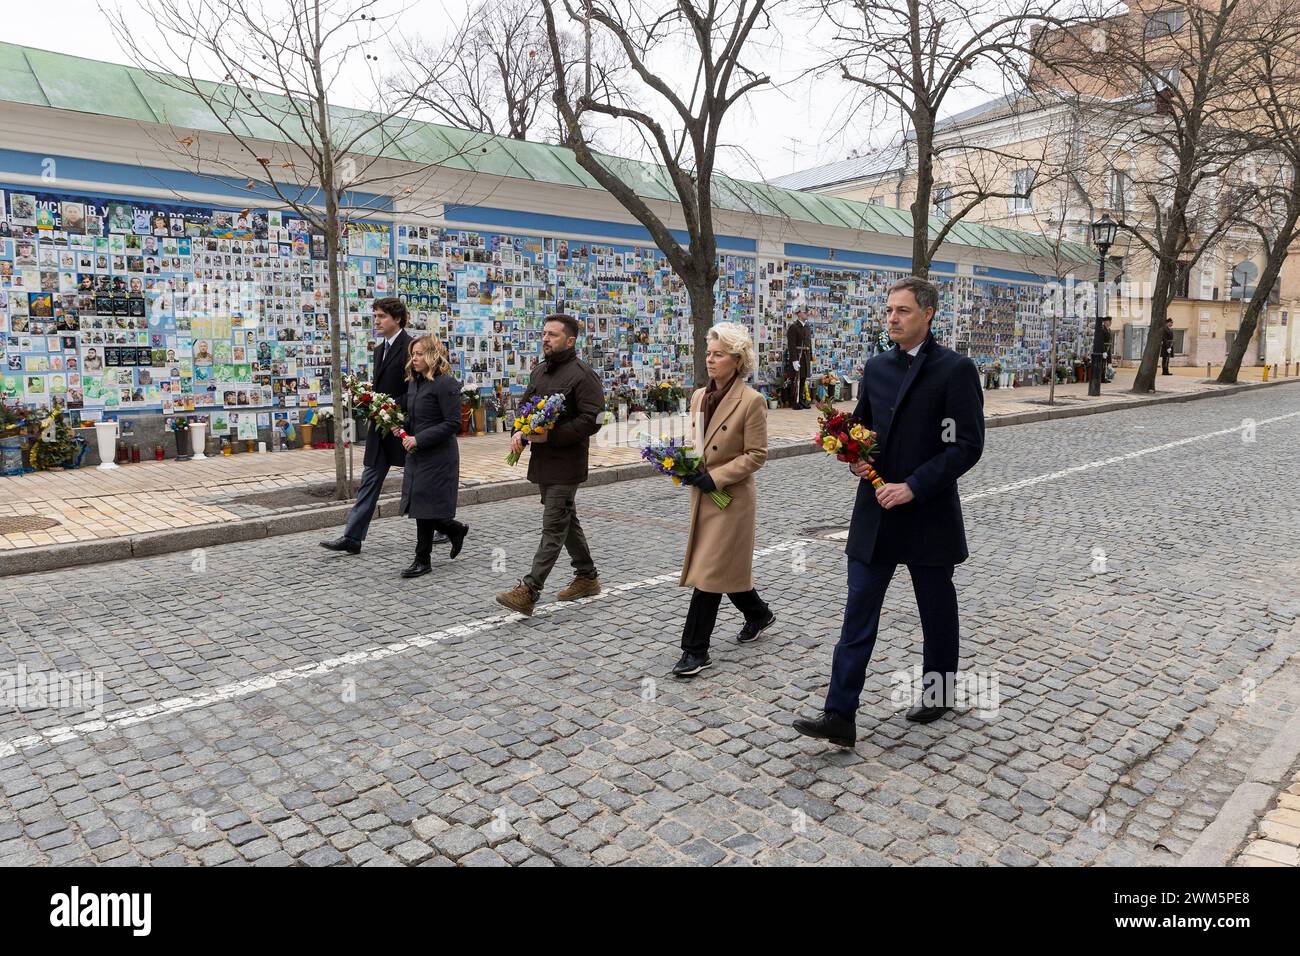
[0,544,793,760]
[822,409,1300,539]
[3,408,1298,759]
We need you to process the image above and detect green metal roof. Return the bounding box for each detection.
[0,41,1094,267]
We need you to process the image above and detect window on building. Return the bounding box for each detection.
[1142,65,1180,99]
[1145,8,1185,38]
[1173,260,1193,298]
[868,196,885,206]
[1107,168,1129,213]
[1011,169,1035,213]
[933,183,952,216]
[1198,259,1215,299]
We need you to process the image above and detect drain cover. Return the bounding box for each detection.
[0,515,61,533]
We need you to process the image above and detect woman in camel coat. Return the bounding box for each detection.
[672,322,775,678]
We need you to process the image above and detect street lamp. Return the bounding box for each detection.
[1089,213,1118,397]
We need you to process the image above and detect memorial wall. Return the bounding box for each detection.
[0,181,1089,439]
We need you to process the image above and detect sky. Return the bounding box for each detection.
[10,0,1002,185]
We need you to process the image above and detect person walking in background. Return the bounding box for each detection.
[321,297,422,555]
[495,314,605,617]
[672,322,775,678]
[787,310,813,409]
[397,336,468,578]
[793,276,984,748]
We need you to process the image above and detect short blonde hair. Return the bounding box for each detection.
[707,322,756,378]
[405,335,451,381]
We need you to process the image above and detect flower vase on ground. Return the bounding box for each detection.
[299,423,313,448]
[460,404,472,435]
[94,420,119,470]
[472,406,486,434]
[190,422,207,460]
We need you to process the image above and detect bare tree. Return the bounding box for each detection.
[1048,0,1262,393]
[392,0,622,142]
[106,0,460,499]
[1016,190,1096,403]
[541,0,777,386]
[813,0,1072,277]
[1218,1,1300,383]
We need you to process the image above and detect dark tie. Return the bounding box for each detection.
[375,341,386,369]
[898,348,913,367]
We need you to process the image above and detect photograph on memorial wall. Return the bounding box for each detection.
[0,185,393,429]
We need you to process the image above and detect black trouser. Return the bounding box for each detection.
[796,354,810,405]
[825,560,960,719]
[1162,351,1171,374]
[681,587,769,655]
[415,518,462,560]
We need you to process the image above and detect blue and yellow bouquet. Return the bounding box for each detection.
[641,436,732,509]
[507,392,566,465]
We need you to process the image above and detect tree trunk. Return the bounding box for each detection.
[1048,309,1058,405]
[324,203,349,500]
[685,275,714,388]
[910,127,933,279]
[1132,265,1174,393]
[1219,245,1287,384]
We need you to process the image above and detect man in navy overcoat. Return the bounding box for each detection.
[794,276,985,748]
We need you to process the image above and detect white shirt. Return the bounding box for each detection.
[906,341,923,357]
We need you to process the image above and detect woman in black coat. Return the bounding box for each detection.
[397,335,468,578]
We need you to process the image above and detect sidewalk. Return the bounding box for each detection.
[2,368,1297,571]
[1234,766,1300,867]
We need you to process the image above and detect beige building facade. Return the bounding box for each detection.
[773,1,1300,369]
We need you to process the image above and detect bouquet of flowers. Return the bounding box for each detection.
[641,436,732,509]
[168,417,190,432]
[344,373,407,440]
[0,398,25,437]
[371,395,407,440]
[506,392,566,465]
[648,379,688,413]
[814,402,884,488]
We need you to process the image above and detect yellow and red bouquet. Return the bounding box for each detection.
[814,402,883,488]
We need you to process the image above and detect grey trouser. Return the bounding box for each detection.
[523,483,596,594]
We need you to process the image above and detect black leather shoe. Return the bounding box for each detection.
[737,610,775,644]
[905,704,951,724]
[447,523,468,560]
[671,652,712,677]
[792,711,856,747]
[431,532,448,544]
[400,560,432,579]
[320,537,360,554]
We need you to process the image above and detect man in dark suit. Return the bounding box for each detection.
[322,297,432,554]
[793,276,985,747]
[786,311,813,409]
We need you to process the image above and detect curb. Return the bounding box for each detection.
[4,376,1297,577]
[1179,703,1300,867]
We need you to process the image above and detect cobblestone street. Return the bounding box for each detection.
[2,386,1298,866]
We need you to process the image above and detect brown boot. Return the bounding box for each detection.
[557,575,601,601]
[495,582,537,617]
